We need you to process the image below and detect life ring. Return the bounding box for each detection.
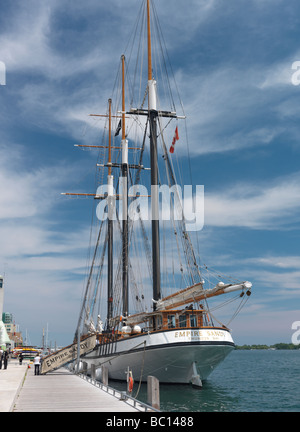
[128,376,134,393]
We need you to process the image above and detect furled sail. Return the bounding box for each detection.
[110,280,252,327]
[155,281,252,311]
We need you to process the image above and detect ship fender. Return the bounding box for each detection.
[132,325,142,335]
[121,326,132,337]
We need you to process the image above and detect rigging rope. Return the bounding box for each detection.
[133,341,146,399]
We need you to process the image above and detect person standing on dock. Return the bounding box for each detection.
[34,353,41,375]
[0,348,3,369]
[3,350,8,369]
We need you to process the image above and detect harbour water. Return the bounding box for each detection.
[110,350,300,412]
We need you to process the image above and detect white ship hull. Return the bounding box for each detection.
[82,327,235,385]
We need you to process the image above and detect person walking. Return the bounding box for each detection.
[3,350,8,369]
[19,352,23,365]
[34,353,41,375]
[0,348,3,369]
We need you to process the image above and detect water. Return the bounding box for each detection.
[110,350,300,412]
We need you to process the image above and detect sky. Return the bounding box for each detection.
[0,0,300,348]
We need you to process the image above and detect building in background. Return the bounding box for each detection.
[0,276,23,348]
[0,275,4,318]
[2,312,23,347]
[0,275,11,348]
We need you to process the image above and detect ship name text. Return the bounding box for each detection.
[174,330,225,339]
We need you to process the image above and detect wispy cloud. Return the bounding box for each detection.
[0,0,108,78]
[172,60,298,156]
[247,255,300,270]
[0,141,74,220]
[204,172,300,229]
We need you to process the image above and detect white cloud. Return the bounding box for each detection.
[0,0,108,79]
[170,65,279,155]
[255,270,300,292]
[0,2,51,72]
[204,173,300,229]
[2,0,294,161]
[0,221,90,259]
[259,58,299,89]
[247,256,300,270]
[0,142,73,220]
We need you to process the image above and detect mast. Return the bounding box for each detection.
[147,0,161,307]
[121,55,129,317]
[107,98,114,327]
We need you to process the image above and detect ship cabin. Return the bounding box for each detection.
[96,308,215,343]
[117,307,214,338]
[155,308,210,331]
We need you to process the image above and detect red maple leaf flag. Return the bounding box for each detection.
[169,126,179,153]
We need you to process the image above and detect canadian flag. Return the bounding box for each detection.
[169,126,179,153]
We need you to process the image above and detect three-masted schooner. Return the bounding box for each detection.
[64,0,252,387]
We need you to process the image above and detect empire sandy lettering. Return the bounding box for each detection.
[174,330,225,338]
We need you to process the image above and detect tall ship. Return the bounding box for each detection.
[64,0,252,387]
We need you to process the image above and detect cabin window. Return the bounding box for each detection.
[156,315,162,329]
[190,314,197,327]
[167,315,176,329]
[179,314,187,328]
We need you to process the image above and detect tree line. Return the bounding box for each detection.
[236,343,300,350]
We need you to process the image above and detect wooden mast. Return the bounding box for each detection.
[147,0,161,311]
[147,0,152,82]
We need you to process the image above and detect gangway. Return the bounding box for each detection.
[41,334,96,374]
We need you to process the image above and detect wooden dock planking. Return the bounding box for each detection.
[13,366,141,412]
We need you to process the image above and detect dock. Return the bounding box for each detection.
[0,359,155,412]
[0,360,27,412]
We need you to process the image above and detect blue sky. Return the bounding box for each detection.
[0,0,299,347]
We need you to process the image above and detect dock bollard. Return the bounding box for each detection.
[102,366,108,386]
[147,376,160,411]
[91,364,96,380]
[82,361,88,375]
